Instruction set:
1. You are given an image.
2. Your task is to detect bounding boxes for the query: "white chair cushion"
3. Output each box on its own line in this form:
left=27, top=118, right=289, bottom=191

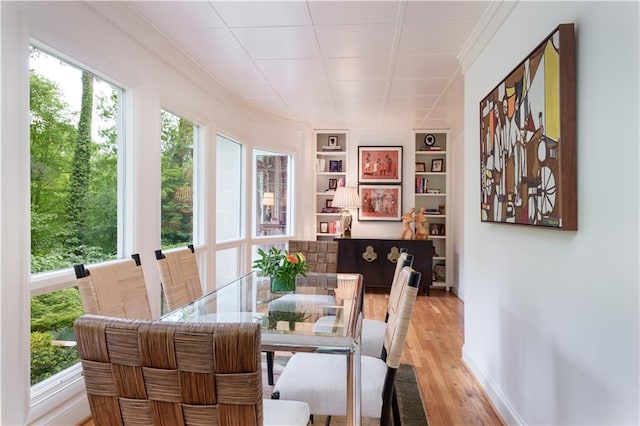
left=263, top=398, right=310, bottom=426
left=361, top=318, right=386, bottom=358
left=273, top=352, right=387, bottom=418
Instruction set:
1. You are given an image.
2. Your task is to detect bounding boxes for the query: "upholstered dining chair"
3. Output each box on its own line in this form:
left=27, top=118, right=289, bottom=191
left=74, top=254, right=153, bottom=320
left=74, top=314, right=310, bottom=426
left=288, top=240, right=339, bottom=273
left=360, top=250, right=414, bottom=358
left=313, top=250, right=414, bottom=358
left=154, top=244, right=203, bottom=312
left=272, top=266, right=421, bottom=426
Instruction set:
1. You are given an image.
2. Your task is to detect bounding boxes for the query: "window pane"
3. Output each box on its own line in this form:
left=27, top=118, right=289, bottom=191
left=29, top=46, right=122, bottom=384
left=161, top=109, right=196, bottom=249
left=255, top=149, right=291, bottom=237
left=216, top=135, right=243, bottom=242
left=30, top=47, right=120, bottom=273
left=216, top=247, right=241, bottom=286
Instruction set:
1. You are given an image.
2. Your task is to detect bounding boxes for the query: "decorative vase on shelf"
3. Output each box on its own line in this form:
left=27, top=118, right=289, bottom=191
left=270, top=274, right=297, bottom=294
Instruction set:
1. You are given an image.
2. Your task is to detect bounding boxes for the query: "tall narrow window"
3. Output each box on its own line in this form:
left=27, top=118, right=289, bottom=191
left=29, top=46, right=122, bottom=384
left=160, top=109, right=197, bottom=249
left=216, top=134, right=243, bottom=242
left=254, top=149, right=291, bottom=237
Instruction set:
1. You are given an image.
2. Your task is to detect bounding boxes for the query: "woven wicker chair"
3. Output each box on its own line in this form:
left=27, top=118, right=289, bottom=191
left=74, top=315, right=310, bottom=426
left=288, top=240, right=339, bottom=273
left=154, top=245, right=203, bottom=312
left=273, top=266, right=421, bottom=426
left=74, top=254, right=153, bottom=320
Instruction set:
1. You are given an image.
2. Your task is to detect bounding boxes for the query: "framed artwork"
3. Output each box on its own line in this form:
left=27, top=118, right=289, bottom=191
left=415, top=162, right=426, bottom=172
left=479, top=23, right=576, bottom=230
left=358, top=146, right=402, bottom=183
left=358, top=184, right=402, bottom=221
left=326, top=199, right=333, bottom=209
left=319, top=222, right=329, bottom=233
left=328, top=135, right=338, bottom=147
left=328, top=178, right=338, bottom=190
left=431, top=159, right=443, bottom=172
left=329, top=160, right=342, bottom=173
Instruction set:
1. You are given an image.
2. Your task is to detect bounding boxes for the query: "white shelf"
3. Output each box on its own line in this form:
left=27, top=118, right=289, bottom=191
left=416, top=150, right=447, bottom=155
left=316, top=212, right=341, bottom=216
left=316, top=151, right=346, bottom=156
left=414, top=130, right=452, bottom=292
left=317, top=191, right=336, bottom=196
left=316, top=233, right=340, bottom=237
left=317, top=172, right=346, bottom=176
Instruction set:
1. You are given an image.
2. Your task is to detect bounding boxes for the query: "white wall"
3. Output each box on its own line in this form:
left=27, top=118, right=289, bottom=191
left=1, top=2, right=308, bottom=424
left=462, top=2, right=639, bottom=424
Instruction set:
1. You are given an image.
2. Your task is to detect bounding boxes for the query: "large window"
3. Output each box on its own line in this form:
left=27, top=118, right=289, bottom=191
left=254, top=149, right=292, bottom=237
left=29, top=46, right=123, bottom=384
left=160, top=109, right=197, bottom=249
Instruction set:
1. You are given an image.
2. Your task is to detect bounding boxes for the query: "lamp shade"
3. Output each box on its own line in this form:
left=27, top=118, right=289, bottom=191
left=332, top=186, right=360, bottom=208
left=263, top=192, right=275, bottom=206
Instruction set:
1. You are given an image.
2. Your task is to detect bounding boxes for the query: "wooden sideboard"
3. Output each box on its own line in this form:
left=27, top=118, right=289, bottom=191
left=335, top=238, right=433, bottom=295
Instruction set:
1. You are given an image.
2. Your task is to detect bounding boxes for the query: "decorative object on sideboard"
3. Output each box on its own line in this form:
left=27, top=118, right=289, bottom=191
left=331, top=186, right=361, bottom=238
left=413, top=207, right=429, bottom=240
left=358, top=146, right=403, bottom=183
left=400, top=207, right=415, bottom=240
left=479, top=23, right=576, bottom=230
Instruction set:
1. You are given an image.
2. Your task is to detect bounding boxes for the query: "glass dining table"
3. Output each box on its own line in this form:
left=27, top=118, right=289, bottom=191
left=159, top=271, right=364, bottom=425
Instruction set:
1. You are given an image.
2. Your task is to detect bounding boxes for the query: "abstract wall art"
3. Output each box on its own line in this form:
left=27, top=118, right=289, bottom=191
left=479, top=23, right=576, bottom=230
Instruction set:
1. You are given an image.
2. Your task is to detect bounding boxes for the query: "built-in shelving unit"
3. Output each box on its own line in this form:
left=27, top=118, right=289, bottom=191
left=314, top=131, right=348, bottom=240
left=413, top=131, right=452, bottom=291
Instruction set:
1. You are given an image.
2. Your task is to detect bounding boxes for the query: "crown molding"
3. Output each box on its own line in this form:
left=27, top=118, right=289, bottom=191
left=458, top=1, right=518, bottom=74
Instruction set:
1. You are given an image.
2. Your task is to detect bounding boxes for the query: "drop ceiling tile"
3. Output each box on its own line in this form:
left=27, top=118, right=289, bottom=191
left=315, top=25, right=396, bottom=58
left=386, top=96, right=439, bottom=110
left=398, top=20, right=479, bottom=55
left=331, top=80, right=387, bottom=98
left=224, top=79, right=279, bottom=100
left=202, top=60, right=265, bottom=82
left=211, top=1, right=311, bottom=28
left=232, top=27, right=316, bottom=59
left=272, top=80, right=332, bottom=100
left=389, top=79, right=449, bottom=97
left=404, top=1, right=491, bottom=22
left=308, top=1, right=401, bottom=25
left=128, top=1, right=224, bottom=29
left=393, top=55, right=459, bottom=79
left=324, top=57, right=391, bottom=81
left=162, top=28, right=249, bottom=62
left=335, top=97, right=384, bottom=112
left=255, top=59, right=325, bottom=82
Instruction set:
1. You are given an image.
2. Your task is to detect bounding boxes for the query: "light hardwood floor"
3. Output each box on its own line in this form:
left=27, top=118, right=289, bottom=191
left=80, top=289, right=504, bottom=426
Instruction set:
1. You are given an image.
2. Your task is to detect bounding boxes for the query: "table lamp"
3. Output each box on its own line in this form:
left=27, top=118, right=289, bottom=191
left=331, top=186, right=360, bottom=238
left=263, top=192, right=275, bottom=222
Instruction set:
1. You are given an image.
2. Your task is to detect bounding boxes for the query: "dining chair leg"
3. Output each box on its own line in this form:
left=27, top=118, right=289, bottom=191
left=324, top=415, right=331, bottom=426
left=392, top=386, right=401, bottom=426
left=266, top=350, right=275, bottom=385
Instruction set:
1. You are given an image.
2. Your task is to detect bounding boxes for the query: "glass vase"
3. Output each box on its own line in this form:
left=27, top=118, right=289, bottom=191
left=270, top=275, right=296, bottom=293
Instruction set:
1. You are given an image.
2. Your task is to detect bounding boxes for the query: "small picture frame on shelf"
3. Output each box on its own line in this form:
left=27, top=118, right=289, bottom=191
left=329, top=160, right=342, bottom=172
left=328, top=178, right=338, bottom=190
left=326, top=199, right=334, bottom=209
left=429, top=223, right=440, bottom=235
left=415, top=162, right=426, bottom=172
left=328, top=135, right=338, bottom=147
left=319, top=222, right=329, bottom=233
left=431, top=158, right=443, bottom=172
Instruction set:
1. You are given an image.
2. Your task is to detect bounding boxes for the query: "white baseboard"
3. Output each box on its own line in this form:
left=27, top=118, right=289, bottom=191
left=461, top=344, right=524, bottom=425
